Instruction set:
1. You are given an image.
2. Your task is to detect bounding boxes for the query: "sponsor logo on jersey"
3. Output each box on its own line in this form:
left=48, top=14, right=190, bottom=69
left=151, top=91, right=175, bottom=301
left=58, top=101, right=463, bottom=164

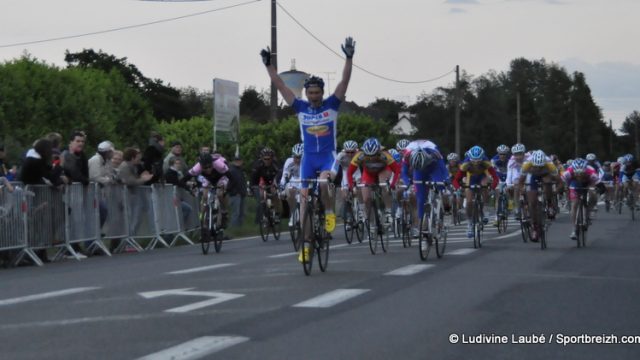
left=306, top=125, right=330, bottom=136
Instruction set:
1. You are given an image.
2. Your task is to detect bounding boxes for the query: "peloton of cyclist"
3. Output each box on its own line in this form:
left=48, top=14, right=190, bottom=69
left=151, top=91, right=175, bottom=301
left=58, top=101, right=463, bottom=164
left=491, top=144, right=510, bottom=225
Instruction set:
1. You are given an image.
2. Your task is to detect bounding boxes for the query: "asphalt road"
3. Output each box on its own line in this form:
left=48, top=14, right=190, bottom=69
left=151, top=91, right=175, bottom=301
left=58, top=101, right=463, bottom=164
left=2, top=206, right=640, bottom=360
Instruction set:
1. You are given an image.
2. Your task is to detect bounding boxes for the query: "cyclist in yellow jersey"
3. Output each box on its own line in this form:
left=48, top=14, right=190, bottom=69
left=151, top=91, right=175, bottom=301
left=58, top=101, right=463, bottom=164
left=347, top=138, right=401, bottom=227
left=452, top=146, right=499, bottom=238
left=518, top=150, right=563, bottom=242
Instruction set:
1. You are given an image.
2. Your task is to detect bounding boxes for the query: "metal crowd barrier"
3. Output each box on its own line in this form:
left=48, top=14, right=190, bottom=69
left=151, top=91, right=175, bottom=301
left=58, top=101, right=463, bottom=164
left=0, top=182, right=43, bottom=266
left=1, top=182, right=202, bottom=268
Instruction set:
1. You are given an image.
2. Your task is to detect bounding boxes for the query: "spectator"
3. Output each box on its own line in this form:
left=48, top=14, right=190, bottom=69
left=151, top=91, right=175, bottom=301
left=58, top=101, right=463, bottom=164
left=118, top=147, right=153, bottom=236
left=89, top=141, right=116, bottom=185
left=89, top=141, right=115, bottom=230
left=227, top=156, right=247, bottom=227
left=164, top=157, right=192, bottom=224
left=0, top=143, right=7, bottom=177
left=111, top=150, right=123, bottom=178
left=200, top=146, right=211, bottom=156
left=142, top=131, right=165, bottom=184
left=5, top=165, right=18, bottom=182
left=163, top=141, right=186, bottom=173
left=19, top=139, right=66, bottom=263
left=61, top=130, right=89, bottom=185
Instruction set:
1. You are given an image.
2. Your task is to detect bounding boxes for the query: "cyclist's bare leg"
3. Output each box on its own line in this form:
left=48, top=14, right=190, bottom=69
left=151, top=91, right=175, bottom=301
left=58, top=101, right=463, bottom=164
left=320, top=170, right=335, bottom=214
left=361, top=186, right=372, bottom=222
left=378, top=170, right=393, bottom=210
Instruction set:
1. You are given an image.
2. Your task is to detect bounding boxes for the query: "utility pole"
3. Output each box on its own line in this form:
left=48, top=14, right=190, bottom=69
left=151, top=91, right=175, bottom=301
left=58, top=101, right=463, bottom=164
left=516, top=91, right=521, bottom=144
left=455, top=65, right=461, bottom=155
left=636, top=117, right=640, bottom=160
left=320, top=71, right=336, bottom=95
left=609, top=119, right=613, bottom=157
left=270, top=0, right=278, bottom=121
left=574, top=103, right=579, bottom=158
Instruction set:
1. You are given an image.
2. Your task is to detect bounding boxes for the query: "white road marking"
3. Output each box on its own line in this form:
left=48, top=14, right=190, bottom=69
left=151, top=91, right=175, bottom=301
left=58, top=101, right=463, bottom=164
left=0, top=287, right=100, bottom=307
left=494, top=231, right=521, bottom=240
left=384, top=264, right=435, bottom=276
left=447, top=248, right=478, bottom=255
left=137, top=336, right=249, bottom=360
left=166, top=263, right=236, bottom=275
left=293, top=289, right=370, bottom=308
left=139, top=288, right=244, bottom=313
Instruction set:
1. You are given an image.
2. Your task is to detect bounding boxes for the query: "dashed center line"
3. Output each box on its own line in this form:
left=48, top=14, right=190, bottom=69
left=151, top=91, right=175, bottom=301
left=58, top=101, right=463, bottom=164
left=166, top=264, right=236, bottom=275
left=385, top=264, right=435, bottom=276
left=293, top=289, right=370, bottom=308
left=137, top=336, right=249, bottom=360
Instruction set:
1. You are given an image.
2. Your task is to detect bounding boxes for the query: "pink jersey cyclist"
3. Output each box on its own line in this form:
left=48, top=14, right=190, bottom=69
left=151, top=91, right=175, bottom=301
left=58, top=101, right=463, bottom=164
left=186, top=153, right=230, bottom=189
left=562, top=164, right=598, bottom=201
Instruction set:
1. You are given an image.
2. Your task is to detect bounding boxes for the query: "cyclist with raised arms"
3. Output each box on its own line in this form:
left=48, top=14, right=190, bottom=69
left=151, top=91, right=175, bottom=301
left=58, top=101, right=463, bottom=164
left=562, top=158, right=598, bottom=240
left=280, top=143, right=303, bottom=229
left=452, top=146, right=499, bottom=238
left=401, top=139, right=449, bottom=238
left=261, top=37, right=354, bottom=262
left=506, top=143, right=526, bottom=219
left=347, top=138, right=400, bottom=227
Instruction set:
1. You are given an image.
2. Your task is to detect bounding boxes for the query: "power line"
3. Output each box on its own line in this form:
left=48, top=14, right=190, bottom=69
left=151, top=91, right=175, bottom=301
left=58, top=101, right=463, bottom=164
left=276, top=1, right=455, bottom=84
left=0, top=0, right=262, bottom=49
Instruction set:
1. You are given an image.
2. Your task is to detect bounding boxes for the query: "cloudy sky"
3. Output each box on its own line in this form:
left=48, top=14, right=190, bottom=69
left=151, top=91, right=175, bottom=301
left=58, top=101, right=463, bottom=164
left=1, top=0, right=638, bottom=130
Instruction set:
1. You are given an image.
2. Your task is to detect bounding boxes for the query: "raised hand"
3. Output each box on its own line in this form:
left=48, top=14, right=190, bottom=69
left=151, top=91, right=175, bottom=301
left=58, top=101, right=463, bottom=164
left=341, top=37, right=356, bottom=59
left=260, top=47, right=272, bottom=66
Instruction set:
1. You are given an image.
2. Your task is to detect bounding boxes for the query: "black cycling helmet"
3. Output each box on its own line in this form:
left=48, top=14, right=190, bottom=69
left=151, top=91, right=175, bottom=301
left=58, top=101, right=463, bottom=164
left=304, top=76, right=325, bottom=90
left=198, top=153, right=213, bottom=166
left=260, top=147, right=274, bottom=158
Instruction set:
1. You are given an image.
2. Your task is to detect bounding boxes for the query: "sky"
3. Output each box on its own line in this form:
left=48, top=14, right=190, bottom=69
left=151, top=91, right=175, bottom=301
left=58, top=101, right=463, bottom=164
left=1, top=0, right=639, bottom=131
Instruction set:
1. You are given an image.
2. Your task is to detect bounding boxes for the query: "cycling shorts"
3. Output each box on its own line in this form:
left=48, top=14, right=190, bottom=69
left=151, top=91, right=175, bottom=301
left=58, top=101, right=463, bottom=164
left=301, top=151, right=336, bottom=185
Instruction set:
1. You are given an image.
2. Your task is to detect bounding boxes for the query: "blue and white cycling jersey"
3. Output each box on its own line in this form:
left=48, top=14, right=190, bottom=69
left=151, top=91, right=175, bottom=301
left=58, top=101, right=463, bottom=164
left=292, top=95, right=341, bottom=154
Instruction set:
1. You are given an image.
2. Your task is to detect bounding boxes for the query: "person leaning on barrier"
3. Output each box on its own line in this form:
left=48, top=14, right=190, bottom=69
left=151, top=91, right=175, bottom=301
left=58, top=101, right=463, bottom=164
left=164, top=157, right=193, bottom=224
left=89, top=141, right=116, bottom=185
left=18, top=138, right=67, bottom=263
left=142, top=131, right=165, bottom=185
left=118, top=148, right=153, bottom=186
left=111, top=150, right=123, bottom=178
left=89, top=141, right=116, bottom=230
left=163, top=140, right=187, bottom=174
left=61, top=130, right=89, bottom=185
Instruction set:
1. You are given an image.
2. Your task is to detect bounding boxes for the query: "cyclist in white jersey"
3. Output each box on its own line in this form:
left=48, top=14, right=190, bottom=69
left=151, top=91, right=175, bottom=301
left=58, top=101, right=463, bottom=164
left=506, top=143, right=526, bottom=219
left=280, top=144, right=303, bottom=228
left=261, top=37, right=355, bottom=262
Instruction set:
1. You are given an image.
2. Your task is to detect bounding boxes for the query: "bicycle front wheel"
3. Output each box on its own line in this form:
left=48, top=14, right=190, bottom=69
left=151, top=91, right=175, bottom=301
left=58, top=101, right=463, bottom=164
left=418, top=212, right=431, bottom=261
left=367, top=205, right=380, bottom=255
left=300, top=204, right=315, bottom=275
left=271, top=208, right=281, bottom=241
left=259, top=204, right=270, bottom=242
left=200, top=206, right=211, bottom=255
left=317, top=212, right=330, bottom=272
left=213, top=229, right=223, bottom=253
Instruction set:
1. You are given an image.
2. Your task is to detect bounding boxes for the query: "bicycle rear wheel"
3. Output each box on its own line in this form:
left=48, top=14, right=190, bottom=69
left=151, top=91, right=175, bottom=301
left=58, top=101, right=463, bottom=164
left=498, top=195, right=508, bottom=234
left=435, top=205, right=447, bottom=258
left=367, top=205, right=381, bottom=255
left=402, top=205, right=412, bottom=248
left=576, top=202, right=585, bottom=248
left=259, top=203, right=270, bottom=242
left=271, top=208, right=281, bottom=240
left=213, top=228, right=223, bottom=253
left=200, top=206, right=211, bottom=255
left=290, top=206, right=300, bottom=251
left=380, top=208, right=390, bottom=253
left=418, top=212, right=431, bottom=261
left=343, top=202, right=355, bottom=244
